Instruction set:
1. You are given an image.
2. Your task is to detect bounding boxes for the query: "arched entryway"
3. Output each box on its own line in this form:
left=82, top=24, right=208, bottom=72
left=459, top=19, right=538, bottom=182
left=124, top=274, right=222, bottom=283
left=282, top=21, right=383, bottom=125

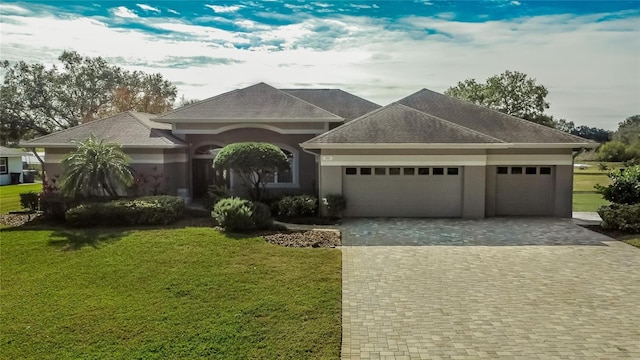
left=192, top=144, right=227, bottom=199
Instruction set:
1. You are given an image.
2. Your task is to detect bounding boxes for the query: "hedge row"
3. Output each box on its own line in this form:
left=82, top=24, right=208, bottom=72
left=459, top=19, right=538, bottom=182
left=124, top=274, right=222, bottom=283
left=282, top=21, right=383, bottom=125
left=66, top=196, right=185, bottom=227
left=598, top=203, right=640, bottom=233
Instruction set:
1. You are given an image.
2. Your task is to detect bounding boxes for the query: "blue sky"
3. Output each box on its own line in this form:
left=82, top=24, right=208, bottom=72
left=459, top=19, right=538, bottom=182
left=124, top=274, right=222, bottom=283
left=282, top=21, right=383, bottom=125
left=1, top=1, right=639, bottom=129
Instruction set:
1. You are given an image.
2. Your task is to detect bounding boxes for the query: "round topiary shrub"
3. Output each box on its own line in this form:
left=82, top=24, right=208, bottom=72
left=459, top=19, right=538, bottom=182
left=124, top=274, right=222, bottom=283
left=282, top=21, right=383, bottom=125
left=212, top=197, right=255, bottom=232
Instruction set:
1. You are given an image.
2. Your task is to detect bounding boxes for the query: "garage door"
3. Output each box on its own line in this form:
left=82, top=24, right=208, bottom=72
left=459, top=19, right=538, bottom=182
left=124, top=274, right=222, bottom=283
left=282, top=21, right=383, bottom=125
left=495, top=166, right=554, bottom=216
left=342, top=166, right=462, bottom=217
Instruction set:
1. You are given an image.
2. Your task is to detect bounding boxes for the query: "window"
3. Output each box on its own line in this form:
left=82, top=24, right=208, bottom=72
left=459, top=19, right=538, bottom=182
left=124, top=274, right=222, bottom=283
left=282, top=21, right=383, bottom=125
left=511, top=167, right=523, bottom=175
left=345, top=167, right=357, bottom=175
left=497, top=167, right=508, bottom=174
left=0, top=157, right=7, bottom=174
left=540, top=167, right=552, bottom=175
left=389, top=167, right=401, bottom=175
left=360, top=167, right=372, bottom=175
left=447, top=168, right=459, bottom=175
left=525, top=167, right=537, bottom=175
left=418, top=167, right=429, bottom=175
left=433, top=167, right=444, bottom=175
left=403, top=167, right=415, bottom=175
left=273, top=149, right=294, bottom=183
left=374, top=167, right=386, bottom=175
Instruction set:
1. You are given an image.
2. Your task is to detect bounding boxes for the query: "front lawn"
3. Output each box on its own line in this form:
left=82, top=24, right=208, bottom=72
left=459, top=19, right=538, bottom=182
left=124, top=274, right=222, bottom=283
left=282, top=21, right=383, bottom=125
left=0, top=183, right=42, bottom=214
left=0, top=225, right=341, bottom=359
left=572, top=163, right=622, bottom=212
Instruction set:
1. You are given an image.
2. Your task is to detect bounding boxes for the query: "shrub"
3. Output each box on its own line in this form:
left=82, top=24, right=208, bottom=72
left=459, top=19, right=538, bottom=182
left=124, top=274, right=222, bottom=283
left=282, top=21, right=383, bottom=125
left=251, top=202, right=273, bottom=230
left=597, top=163, right=608, bottom=171
left=212, top=197, right=255, bottom=232
left=65, top=196, right=185, bottom=227
left=19, top=191, right=40, bottom=211
left=277, top=195, right=318, bottom=217
left=323, top=194, right=347, bottom=217
left=595, top=165, right=640, bottom=205
left=598, top=203, right=640, bottom=232
left=202, top=184, right=232, bottom=211
left=40, top=192, right=73, bottom=221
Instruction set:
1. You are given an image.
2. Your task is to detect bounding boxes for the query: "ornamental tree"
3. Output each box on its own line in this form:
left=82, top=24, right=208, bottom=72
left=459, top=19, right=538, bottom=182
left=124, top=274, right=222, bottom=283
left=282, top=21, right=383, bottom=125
left=213, top=142, right=290, bottom=201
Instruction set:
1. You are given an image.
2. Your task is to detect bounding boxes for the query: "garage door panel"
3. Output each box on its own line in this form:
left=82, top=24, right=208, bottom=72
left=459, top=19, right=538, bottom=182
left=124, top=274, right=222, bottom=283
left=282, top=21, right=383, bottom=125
left=495, top=166, right=555, bottom=216
left=343, top=167, right=462, bottom=217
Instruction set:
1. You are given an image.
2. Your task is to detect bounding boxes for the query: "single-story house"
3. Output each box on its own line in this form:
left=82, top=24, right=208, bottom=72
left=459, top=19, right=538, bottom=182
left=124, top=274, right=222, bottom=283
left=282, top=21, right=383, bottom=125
left=21, top=82, right=597, bottom=218
left=0, top=146, right=31, bottom=185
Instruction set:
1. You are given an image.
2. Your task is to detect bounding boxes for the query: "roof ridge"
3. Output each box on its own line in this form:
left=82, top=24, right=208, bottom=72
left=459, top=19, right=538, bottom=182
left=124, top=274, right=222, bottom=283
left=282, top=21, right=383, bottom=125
left=394, top=103, right=506, bottom=143
left=129, top=111, right=186, bottom=146
left=413, top=88, right=595, bottom=144
left=153, top=87, right=241, bottom=119
left=23, top=112, right=129, bottom=144
left=304, top=104, right=391, bottom=143
left=276, top=86, right=344, bottom=120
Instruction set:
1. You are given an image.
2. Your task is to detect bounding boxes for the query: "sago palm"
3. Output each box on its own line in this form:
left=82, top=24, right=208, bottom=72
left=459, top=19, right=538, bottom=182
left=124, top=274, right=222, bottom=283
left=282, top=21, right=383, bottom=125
left=60, top=134, right=134, bottom=198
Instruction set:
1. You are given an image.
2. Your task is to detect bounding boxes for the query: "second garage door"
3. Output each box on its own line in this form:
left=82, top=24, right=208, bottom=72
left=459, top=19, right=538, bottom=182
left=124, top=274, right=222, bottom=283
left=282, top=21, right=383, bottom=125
left=342, top=166, right=463, bottom=217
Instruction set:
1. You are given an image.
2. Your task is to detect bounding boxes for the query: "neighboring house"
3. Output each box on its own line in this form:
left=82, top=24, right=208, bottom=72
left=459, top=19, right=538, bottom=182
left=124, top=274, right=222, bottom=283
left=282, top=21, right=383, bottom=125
left=0, top=146, right=30, bottom=185
left=22, top=82, right=597, bottom=218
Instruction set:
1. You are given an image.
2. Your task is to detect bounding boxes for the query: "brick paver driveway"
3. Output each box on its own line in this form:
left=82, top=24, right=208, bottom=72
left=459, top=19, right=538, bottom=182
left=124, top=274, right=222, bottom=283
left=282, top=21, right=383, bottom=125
left=341, top=218, right=640, bottom=359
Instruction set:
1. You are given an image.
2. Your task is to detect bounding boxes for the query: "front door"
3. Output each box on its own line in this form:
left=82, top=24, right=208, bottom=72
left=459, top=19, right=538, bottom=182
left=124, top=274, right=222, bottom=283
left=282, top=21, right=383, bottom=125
left=192, top=159, right=214, bottom=199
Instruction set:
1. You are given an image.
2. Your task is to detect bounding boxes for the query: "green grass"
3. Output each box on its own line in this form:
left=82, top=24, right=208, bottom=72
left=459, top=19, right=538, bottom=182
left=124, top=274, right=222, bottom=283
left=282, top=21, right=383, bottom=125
left=623, top=237, right=640, bottom=249
left=0, top=183, right=43, bottom=214
left=573, top=192, right=610, bottom=212
left=0, top=226, right=342, bottom=359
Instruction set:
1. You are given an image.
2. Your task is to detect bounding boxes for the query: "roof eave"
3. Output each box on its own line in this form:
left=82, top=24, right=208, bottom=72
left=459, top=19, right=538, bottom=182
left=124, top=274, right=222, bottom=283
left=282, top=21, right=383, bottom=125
left=19, top=142, right=187, bottom=149
left=152, top=117, right=344, bottom=123
left=301, top=142, right=599, bottom=150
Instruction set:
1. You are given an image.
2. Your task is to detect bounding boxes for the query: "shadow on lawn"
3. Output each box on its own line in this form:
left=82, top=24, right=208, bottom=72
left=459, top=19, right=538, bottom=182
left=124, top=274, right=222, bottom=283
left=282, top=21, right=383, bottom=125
left=48, top=228, right=132, bottom=251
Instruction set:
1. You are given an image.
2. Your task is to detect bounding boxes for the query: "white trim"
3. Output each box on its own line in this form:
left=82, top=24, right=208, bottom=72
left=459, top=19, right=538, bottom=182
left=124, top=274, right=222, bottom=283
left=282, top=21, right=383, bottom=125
left=486, top=154, right=573, bottom=166
left=154, top=117, right=343, bottom=123
left=192, top=141, right=227, bottom=158
left=303, top=142, right=596, bottom=150
left=321, top=153, right=575, bottom=166
left=321, top=155, right=488, bottom=166
left=173, top=123, right=325, bottom=135
left=23, top=143, right=185, bottom=149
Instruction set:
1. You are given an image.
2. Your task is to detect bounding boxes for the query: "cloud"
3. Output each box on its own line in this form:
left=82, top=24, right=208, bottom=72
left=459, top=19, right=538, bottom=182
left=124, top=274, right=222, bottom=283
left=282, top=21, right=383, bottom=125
left=136, top=4, right=160, bottom=13
left=511, top=1, right=521, bottom=6
left=0, top=4, right=31, bottom=15
left=167, top=9, right=179, bottom=15
left=111, top=6, right=138, bottom=18
left=204, top=5, right=242, bottom=13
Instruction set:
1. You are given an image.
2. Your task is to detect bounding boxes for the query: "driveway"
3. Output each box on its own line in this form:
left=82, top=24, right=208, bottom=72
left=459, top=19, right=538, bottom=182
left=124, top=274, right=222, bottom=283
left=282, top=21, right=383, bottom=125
left=340, top=218, right=640, bottom=359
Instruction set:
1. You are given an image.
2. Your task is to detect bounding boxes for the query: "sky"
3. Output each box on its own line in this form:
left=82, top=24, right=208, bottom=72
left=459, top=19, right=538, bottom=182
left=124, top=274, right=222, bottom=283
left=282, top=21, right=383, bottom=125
left=0, top=1, right=639, bottom=130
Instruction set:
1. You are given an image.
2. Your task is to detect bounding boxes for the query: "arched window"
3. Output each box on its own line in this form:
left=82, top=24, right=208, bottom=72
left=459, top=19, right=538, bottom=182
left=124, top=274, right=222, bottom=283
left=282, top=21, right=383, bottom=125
left=273, top=149, right=293, bottom=184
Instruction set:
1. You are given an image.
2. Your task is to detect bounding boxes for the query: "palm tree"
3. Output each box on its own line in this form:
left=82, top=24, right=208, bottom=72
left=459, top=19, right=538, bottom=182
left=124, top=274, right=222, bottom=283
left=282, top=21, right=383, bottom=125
left=59, top=134, right=134, bottom=198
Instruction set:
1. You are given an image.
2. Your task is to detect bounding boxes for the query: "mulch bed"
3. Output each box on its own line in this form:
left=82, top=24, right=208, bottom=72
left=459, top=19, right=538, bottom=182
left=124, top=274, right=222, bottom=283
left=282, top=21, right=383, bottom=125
left=579, top=224, right=638, bottom=240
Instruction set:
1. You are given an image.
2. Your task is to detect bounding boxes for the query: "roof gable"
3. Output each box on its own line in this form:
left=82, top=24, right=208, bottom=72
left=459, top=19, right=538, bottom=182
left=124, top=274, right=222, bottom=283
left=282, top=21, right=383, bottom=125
left=155, top=82, right=344, bottom=122
left=281, top=88, right=381, bottom=121
left=397, top=88, right=593, bottom=144
left=21, top=111, right=185, bottom=148
left=0, top=146, right=29, bottom=156
left=305, top=103, right=505, bottom=145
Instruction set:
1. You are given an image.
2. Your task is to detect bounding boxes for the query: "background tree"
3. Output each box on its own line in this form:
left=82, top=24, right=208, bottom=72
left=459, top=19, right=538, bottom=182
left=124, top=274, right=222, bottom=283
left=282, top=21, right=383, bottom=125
left=445, top=70, right=551, bottom=126
left=59, top=135, right=134, bottom=198
left=213, top=143, right=290, bottom=201
left=0, top=51, right=177, bottom=145
left=596, top=115, right=640, bottom=162
left=613, top=115, right=640, bottom=145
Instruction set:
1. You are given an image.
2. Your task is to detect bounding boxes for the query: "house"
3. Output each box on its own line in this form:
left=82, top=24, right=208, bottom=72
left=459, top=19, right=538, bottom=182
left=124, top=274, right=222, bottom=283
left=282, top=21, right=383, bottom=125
left=21, top=82, right=597, bottom=217
left=0, top=146, right=30, bottom=185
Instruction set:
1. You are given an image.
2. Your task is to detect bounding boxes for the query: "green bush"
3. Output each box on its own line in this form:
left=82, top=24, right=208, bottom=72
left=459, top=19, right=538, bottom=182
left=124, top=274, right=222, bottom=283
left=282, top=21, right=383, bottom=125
left=598, top=203, right=640, bottom=232
left=595, top=165, right=640, bottom=205
left=40, top=192, right=73, bottom=221
left=202, top=184, right=232, bottom=210
left=251, top=202, right=273, bottom=230
left=65, top=196, right=185, bottom=227
left=212, top=197, right=255, bottom=232
left=19, top=191, right=40, bottom=211
left=277, top=195, right=318, bottom=217
left=324, top=194, right=347, bottom=217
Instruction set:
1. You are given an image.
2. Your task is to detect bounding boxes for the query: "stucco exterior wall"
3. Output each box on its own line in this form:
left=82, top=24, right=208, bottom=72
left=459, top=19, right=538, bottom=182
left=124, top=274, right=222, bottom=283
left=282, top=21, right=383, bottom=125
left=462, top=166, right=486, bottom=218
left=554, top=165, right=574, bottom=218
left=0, top=156, right=24, bottom=185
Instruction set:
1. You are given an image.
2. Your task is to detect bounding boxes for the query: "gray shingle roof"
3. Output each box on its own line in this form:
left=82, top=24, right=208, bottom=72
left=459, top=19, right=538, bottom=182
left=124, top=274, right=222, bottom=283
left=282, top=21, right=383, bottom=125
left=281, top=89, right=381, bottom=121
left=155, top=82, right=344, bottom=122
left=0, top=146, right=30, bottom=156
left=397, top=88, right=592, bottom=144
left=305, top=103, right=505, bottom=144
left=21, top=111, right=185, bottom=148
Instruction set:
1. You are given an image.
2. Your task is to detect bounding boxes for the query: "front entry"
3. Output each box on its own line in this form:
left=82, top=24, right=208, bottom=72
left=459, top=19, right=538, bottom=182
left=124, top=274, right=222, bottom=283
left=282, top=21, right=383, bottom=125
left=192, top=159, right=215, bottom=199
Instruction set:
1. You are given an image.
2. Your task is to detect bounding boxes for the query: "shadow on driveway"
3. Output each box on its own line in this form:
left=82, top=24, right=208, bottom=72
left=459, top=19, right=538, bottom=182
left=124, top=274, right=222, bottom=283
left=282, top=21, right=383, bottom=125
left=341, top=217, right=613, bottom=246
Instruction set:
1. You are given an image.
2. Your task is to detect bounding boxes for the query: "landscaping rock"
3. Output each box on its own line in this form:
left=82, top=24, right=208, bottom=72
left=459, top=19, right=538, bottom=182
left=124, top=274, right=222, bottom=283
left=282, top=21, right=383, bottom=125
left=0, top=213, right=42, bottom=227
left=264, top=230, right=341, bottom=248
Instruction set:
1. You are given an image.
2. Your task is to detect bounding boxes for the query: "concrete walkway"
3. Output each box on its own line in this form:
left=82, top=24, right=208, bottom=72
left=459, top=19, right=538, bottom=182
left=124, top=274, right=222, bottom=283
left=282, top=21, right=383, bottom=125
left=341, top=218, right=640, bottom=359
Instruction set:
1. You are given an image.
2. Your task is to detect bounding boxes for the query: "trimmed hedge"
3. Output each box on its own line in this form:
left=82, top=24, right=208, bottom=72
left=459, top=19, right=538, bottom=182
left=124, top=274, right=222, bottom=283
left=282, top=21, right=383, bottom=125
left=277, top=195, right=318, bottom=218
left=212, top=197, right=275, bottom=232
left=598, top=203, right=640, bottom=232
left=19, top=192, right=40, bottom=212
left=65, top=196, right=185, bottom=227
